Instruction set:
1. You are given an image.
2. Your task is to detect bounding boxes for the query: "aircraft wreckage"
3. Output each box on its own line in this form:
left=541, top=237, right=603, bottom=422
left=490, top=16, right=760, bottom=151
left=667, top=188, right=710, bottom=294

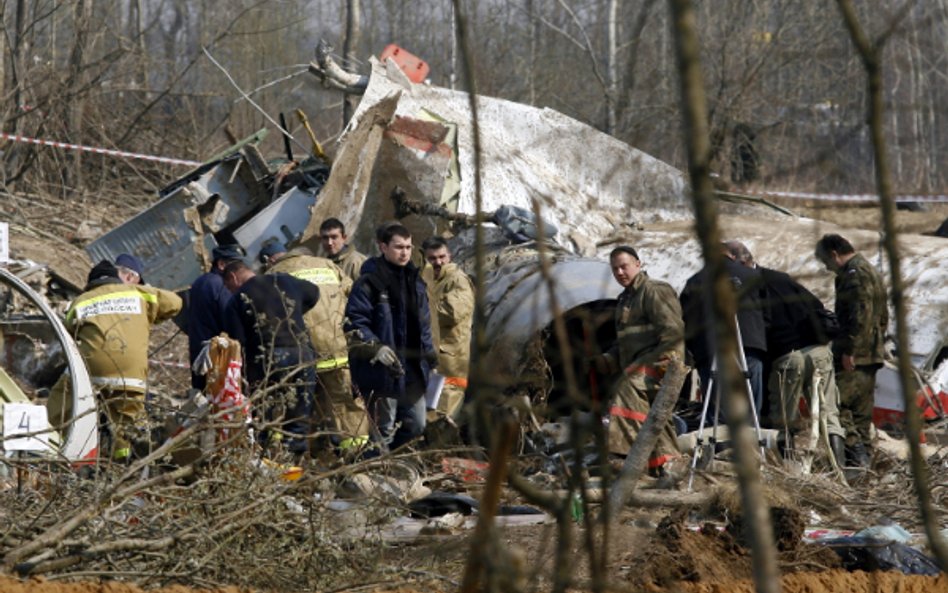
left=2, top=47, right=946, bottom=460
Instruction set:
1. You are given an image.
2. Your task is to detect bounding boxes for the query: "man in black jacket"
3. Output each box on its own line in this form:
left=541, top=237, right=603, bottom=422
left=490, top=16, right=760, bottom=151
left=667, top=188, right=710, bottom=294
left=680, top=243, right=768, bottom=418
left=345, top=223, right=437, bottom=453
left=726, top=241, right=845, bottom=466
left=223, top=261, right=319, bottom=455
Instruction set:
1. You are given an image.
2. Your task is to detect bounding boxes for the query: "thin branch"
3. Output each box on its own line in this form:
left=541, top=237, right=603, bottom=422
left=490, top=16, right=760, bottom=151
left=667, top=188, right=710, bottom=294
left=202, top=47, right=308, bottom=156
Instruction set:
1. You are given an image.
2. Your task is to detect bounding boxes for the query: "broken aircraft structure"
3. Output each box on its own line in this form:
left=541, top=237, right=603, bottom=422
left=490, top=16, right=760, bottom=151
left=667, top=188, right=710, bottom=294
left=4, top=45, right=944, bottom=461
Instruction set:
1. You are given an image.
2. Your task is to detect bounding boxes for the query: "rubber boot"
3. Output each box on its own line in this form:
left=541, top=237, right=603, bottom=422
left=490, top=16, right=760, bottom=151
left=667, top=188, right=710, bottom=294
left=848, top=442, right=870, bottom=468
left=829, top=434, right=846, bottom=468
left=776, top=430, right=792, bottom=459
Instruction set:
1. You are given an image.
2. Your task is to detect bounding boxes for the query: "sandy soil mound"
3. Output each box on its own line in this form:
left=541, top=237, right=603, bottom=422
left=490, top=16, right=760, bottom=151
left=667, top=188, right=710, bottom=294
left=677, top=570, right=948, bottom=593
left=623, top=508, right=842, bottom=589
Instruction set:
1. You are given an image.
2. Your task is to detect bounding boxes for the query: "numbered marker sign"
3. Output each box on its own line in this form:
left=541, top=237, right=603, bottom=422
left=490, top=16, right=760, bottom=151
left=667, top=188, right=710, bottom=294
left=3, top=403, right=52, bottom=451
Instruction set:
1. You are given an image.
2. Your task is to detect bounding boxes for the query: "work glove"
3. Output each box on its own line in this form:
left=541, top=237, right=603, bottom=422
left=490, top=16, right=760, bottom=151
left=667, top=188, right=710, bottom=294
left=370, top=345, right=405, bottom=377
left=192, top=341, right=213, bottom=376
left=424, top=350, right=440, bottom=369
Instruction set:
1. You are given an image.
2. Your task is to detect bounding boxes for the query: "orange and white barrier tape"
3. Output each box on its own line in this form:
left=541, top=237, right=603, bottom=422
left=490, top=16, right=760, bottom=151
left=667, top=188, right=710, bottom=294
left=0, top=131, right=202, bottom=168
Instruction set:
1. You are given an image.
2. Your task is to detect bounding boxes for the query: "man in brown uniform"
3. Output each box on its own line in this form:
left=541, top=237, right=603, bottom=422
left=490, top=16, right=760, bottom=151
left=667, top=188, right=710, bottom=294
left=51, top=260, right=182, bottom=461
left=421, top=237, right=475, bottom=419
left=815, top=234, right=887, bottom=467
left=260, top=242, right=370, bottom=453
left=600, top=246, right=685, bottom=477
left=319, top=218, right=367, bottom=282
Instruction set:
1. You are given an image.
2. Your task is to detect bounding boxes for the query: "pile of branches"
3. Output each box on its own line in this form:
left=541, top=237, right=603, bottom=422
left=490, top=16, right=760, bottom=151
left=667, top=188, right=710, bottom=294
left=763, top=434, right=948, bottom=534
left=0, top=438, right=401, bottom=591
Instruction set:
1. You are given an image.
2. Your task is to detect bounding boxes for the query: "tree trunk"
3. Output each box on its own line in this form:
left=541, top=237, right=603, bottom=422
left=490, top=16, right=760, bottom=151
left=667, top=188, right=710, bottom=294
left=666, top=2, right=781, bottom=593
left=342, top=0, right=362, bottom=126
left=606, top=0, right=618, bottom=135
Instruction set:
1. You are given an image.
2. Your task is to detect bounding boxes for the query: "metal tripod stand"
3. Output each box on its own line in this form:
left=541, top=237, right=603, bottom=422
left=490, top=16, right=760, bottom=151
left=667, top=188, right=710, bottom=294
left=687, top=318, right=765, bottom=490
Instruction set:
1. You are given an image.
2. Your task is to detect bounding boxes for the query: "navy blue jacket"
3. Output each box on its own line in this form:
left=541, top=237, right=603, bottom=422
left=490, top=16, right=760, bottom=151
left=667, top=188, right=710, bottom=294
left=223, top=272, right=318, bottom=384
left=188, top=270, right=232, bottom=364
left=345, top=256, right=435, bottom=398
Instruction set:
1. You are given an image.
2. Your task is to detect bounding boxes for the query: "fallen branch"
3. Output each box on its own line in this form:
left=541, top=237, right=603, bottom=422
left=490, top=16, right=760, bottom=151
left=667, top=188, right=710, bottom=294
left=607, top=358, right=688, bottom=514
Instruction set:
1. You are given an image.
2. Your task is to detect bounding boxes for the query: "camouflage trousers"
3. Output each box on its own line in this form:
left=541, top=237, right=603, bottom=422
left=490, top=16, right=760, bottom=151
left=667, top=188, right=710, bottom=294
left=767, top=344, right=844, bottom=438
left=607, top=371, right=680, bottom=468
left=836, top=364, right=880, bottom=447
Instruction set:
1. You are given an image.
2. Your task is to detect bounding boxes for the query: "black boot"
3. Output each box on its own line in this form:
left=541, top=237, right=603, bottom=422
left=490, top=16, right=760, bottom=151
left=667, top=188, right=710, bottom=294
left=829, top=434, right=846, bottom=468
left=847, top=442, right=870, bottom=468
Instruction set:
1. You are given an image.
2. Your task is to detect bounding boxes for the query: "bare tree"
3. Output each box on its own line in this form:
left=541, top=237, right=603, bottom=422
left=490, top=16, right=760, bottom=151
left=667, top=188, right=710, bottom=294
left=667, top=1, right=781, bottom=593
left=343, top=0, right=362, bottom=126
left=835, top=0, right=948, bottom=571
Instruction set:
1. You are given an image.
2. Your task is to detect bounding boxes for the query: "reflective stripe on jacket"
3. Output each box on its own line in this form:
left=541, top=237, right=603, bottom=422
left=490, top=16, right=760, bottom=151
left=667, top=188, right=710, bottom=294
left=268, top=252, right=352, bottom=361
left=66, top=281, right=183, bottom=393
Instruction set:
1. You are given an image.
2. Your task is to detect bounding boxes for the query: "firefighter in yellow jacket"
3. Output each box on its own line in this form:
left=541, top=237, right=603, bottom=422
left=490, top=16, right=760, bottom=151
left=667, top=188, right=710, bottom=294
left=421, top=237, right=475, bottom=419
left=50, top=259, right=182, bottom=461
left=599, top=246, right=685, bottom=479
left=260, top=242, right=370, bottom=452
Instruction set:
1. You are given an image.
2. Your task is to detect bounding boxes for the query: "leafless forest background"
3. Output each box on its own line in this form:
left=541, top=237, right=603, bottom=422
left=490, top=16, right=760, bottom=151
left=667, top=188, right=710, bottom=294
left=0, top=0, right=945, bottom=211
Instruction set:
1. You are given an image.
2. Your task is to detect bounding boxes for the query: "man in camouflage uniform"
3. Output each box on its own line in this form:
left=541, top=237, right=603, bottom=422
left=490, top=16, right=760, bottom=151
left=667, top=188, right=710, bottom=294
left=319, top=218, right=368, bottom=282
left=50, top=260, right=182, bottom=461
left=815, top=234, right=888, bottom=467
left=600, top=246, right=685, bottom=477
left=421, top=237, right=475, bottom=419
left=260, top=242, right=370, bottom=454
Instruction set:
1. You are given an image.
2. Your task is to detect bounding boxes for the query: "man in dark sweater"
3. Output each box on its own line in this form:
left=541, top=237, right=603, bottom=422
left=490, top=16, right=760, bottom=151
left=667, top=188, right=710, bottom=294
left=726, top=241, right=845, bottom=466
left=680, top=243, right=768, bottom=417
left=223, top=261, right=319, bottom=455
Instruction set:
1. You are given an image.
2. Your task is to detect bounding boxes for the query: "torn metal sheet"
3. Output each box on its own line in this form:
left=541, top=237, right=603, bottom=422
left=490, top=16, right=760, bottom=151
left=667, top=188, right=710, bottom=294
left=86, top=156, right=263, bottom=289
left=0, top=268, right=97, bottom=460
left=232, top=186, right=317, bottom=264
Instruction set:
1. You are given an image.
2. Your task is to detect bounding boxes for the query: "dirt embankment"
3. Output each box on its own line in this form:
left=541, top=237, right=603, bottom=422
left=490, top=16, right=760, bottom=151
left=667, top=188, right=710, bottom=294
left=677, top=571, right=948, bottom=593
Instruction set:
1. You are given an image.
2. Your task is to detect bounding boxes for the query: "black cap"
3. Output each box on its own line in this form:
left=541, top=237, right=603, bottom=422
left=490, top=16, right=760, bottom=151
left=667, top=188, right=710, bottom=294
left=212, top=244, right=245, bottom=263
left=87, top=260, right=119, bottom=284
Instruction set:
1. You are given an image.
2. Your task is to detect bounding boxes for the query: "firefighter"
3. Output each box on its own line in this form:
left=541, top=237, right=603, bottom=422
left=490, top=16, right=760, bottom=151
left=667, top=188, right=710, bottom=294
left=260, top=242, right=370, bottom=453
left=598, top=246, right=685, bottom=481
left=50, top=260, right=182, bottom=461
left=319, top=218, right=367, bottom=282
left=420, top=237, right=474, bottom=419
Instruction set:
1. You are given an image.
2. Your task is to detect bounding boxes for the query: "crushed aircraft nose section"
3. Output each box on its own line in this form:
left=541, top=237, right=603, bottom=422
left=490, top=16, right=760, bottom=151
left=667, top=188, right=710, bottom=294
left=0, top=267, right=97, bottom=461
